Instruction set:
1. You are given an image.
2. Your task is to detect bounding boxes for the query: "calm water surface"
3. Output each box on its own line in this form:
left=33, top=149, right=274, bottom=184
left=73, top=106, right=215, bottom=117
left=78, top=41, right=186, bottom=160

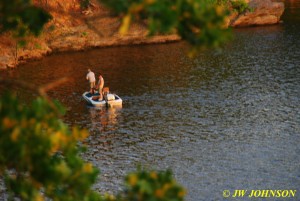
left=1, top=1, right=300, bottom=200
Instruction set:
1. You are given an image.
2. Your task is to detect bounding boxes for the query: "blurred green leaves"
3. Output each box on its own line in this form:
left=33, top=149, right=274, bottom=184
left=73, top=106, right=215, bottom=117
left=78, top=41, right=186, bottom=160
left=100, top=0, right=232, bottom=50
left=0, top=93, right=100, bottom=201
left=122, top=168, right=186, bottom=201
left=0, top=0, right=52, bottom=37
left=0, top=0, right=251, bottom=50
left=231, top=0, right=252, bottom=13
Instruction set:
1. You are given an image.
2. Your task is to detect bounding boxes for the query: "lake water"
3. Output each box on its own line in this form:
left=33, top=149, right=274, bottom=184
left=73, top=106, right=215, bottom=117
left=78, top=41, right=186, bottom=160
left=1, top=1, right=300, bottom=200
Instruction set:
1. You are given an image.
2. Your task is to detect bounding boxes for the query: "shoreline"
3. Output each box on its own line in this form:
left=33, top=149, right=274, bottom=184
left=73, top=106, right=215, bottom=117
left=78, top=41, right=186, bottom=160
left=0, top=34, right=182, bottom=70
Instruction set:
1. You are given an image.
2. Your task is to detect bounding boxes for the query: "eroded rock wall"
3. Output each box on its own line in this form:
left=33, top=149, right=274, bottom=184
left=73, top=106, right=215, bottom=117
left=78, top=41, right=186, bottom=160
left=230, top=0, right=284, bottom=27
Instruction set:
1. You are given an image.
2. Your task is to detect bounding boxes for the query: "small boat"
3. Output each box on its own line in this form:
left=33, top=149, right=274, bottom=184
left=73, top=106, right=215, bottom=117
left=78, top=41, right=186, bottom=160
left=82, top=91, right=122, bottom=107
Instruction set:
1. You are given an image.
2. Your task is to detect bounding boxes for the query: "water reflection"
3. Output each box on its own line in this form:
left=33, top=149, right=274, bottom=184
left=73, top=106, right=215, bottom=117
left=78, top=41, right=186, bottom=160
left=88, top=105, right=122, bottom=133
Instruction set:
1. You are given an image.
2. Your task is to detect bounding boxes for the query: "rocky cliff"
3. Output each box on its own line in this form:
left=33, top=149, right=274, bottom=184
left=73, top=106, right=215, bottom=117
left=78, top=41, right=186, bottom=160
left=230, top=0, right=284, bottom=27
left=0, top=0, right=284, bottom=69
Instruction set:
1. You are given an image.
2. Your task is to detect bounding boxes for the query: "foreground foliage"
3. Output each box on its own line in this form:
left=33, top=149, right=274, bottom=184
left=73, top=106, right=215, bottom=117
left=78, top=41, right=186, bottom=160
left=0, top=93, right=100, bottom=201
left=0, top=0, right=52, bottom=37
left=0, top=92, right=185, bottom=201
left=0, top=0, right=250, bottom=51
left=100, top=0, right=232, bottom=49
left=121, top=169, right=185, bottom=201
left=0, top=0, right=251, bottom=50
left=230, top=0, right=252, bottom=13
left=0, top=0, right=244, bottom=49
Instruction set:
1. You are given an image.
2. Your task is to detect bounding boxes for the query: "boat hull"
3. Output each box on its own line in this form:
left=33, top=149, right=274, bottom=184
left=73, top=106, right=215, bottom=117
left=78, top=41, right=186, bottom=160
left=82, top=92, right=122, bottom=107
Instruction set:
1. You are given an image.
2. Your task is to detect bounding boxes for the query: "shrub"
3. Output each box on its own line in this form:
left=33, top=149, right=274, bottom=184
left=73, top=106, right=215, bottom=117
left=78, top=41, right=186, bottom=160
left=0, top=92, right=101, bottom=201
left=121, top=168, right=185, bottom=201
left=230, top=0, right=252, bottom=13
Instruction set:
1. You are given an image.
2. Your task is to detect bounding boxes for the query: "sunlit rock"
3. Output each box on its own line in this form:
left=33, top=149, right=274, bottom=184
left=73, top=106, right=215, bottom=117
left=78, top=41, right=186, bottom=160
left=230, top=0, right=285, bottom=27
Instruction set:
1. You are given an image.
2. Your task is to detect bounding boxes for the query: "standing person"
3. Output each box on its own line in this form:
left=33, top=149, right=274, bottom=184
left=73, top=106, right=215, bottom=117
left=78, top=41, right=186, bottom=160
left=97, top=73, right=105, bottom=100
left=86, top=69, right=96, bottom=94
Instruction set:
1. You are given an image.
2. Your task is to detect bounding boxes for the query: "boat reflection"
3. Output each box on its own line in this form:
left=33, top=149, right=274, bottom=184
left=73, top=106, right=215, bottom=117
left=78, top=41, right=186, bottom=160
left=88, top=105, right=122, bottom=133
left=85, top=105, right=122, bottom=152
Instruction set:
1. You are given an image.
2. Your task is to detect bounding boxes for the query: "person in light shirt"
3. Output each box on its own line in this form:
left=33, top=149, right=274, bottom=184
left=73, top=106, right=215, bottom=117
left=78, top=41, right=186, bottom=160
left=86, top=69, right=96, bottom=93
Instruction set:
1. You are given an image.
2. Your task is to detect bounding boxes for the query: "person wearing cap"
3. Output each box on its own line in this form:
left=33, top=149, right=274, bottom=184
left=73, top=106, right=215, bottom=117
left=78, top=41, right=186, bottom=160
left=86, top=69, right=96, bottom=94
left=96, top=73, right=105, bottom=100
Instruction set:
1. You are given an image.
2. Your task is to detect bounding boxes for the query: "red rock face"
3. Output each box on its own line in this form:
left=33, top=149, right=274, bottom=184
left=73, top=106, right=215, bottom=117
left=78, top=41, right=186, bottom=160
left=230, top=0, right=285, bottom=27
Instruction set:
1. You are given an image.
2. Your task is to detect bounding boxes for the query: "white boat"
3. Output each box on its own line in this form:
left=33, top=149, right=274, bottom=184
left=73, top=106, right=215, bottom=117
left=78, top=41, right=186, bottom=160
left=82, top=91, right=122, bottom=107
